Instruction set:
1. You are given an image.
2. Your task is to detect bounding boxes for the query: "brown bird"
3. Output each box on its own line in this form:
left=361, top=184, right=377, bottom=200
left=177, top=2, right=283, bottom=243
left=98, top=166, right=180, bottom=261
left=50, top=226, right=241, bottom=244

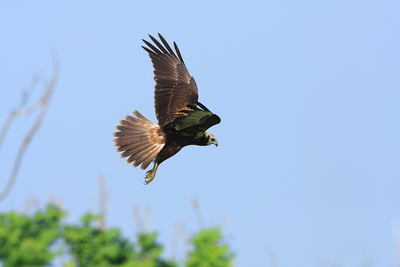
left=113, top=34, right=221, bottom=184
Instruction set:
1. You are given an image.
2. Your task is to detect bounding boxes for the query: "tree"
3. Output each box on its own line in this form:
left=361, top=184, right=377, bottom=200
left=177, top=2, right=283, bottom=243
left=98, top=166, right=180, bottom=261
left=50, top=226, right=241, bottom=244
left=63, top=213, right=136, bottom=267
left=185, top=228, right=235, bottom=267
left=134, top=232, right=177, bottom=267
left=0, top=205, right=64, bottom=266
left=0, top=204, right=235, bottom=266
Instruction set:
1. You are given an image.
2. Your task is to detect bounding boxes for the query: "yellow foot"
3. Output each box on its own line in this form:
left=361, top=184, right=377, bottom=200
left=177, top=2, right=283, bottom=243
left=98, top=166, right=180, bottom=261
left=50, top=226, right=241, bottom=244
left=144, top=163, right=159, bottom=185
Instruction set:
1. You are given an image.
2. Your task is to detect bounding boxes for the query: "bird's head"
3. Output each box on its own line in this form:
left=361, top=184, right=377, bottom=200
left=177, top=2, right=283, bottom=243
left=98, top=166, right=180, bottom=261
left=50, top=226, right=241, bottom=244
left=205, top=132, right=218, bottom=147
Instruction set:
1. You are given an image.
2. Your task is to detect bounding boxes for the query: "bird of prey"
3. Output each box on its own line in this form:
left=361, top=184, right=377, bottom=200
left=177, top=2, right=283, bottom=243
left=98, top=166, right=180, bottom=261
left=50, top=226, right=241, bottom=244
left=113, top=33, right=221, bottom=184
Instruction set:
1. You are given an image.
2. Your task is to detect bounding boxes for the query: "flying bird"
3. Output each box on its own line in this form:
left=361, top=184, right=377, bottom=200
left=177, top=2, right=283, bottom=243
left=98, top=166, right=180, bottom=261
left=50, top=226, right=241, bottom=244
left=113, top=34, right=221, bottom=184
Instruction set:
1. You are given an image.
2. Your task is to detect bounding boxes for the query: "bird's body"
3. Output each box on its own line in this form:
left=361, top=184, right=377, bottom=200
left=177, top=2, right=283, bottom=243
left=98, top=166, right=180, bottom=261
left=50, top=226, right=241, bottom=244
left=156, top=131, right=208, bottom=164
left=114, top=34, right=220, bottom=184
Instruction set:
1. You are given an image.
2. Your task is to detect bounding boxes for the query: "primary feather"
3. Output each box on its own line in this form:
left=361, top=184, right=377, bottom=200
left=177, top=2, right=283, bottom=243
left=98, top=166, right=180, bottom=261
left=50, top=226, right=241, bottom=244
left=114, top=34, right=220, bottom=184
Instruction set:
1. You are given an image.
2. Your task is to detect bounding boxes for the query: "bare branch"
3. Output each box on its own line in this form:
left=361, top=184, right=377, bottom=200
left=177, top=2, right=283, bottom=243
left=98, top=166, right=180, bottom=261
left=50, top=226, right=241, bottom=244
left=191, top=197, right=204, bottom=229
left=268, top=250, right=277, bottom=267
left=179, top=222, right=191, bottom=256
left=143, top=205, right=152, bottom=231
left=132, top=204, right=152, bottom=232
left=0, top=75, right=41, bottom=150
left=132, top=204, right=143, bottom=232
left=169, top=222, right=187, bottom=260
left=0, top=55, right=58, bottom=202
left=24, top=196, right=40, bottom=215
left=98, top=173, right=108, bottom=230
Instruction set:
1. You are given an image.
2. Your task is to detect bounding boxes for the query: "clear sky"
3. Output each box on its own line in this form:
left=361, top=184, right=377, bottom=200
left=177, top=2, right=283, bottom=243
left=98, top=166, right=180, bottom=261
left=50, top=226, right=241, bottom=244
left=0, top=1, right=399, bottom=266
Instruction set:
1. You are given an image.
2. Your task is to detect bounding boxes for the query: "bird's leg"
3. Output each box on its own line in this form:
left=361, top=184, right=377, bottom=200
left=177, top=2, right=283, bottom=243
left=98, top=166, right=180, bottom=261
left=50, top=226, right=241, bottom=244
left=144, top=162, right=159, bottom=185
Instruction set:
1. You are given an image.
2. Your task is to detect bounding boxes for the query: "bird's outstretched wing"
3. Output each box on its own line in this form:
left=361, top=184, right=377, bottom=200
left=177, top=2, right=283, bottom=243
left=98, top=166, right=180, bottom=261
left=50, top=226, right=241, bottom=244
left=142, top=33, right=199, bottom=127
left=164, top=103, right=221, bottom=134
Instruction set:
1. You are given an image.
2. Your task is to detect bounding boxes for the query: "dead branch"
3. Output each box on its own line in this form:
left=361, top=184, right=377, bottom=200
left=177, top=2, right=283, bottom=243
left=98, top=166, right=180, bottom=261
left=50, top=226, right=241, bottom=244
left=132, top=204, right=152, bottom=232
left=268, top=250, right=277, bottom=267
left=0, top=55, right=58, bottom=202
left=191, top=197, right=204, bottom=229
left=132, top=204, right=144, bottom=232
left=98, top=173, right=108, bottom=230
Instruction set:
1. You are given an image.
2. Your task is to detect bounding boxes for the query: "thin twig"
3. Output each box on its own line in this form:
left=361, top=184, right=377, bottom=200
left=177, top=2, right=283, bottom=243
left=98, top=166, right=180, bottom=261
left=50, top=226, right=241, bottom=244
left=0, top=55, right=58, bottom=202
left=169, top=223, right=180, bottom=260
left=132, top=204, right=152, bottom=233
left=144, top=205, right=152, bottom=231
left=179, top=222, right=191, bottom=256
left=191, top=197, right=204, bottom=229
left=268, top=250, right=277, bottom=267
left=0, top=75, right=40, bottom=151
left=132, top=204, right=143, bottom=232
left=98, top=173, right=108, bottom=230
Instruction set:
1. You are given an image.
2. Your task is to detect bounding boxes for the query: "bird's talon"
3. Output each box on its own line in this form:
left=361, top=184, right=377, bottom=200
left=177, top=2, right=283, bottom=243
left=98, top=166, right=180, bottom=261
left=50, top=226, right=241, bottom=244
left=115, top=35, right=220, bottom=186
left=143, top=163, right=158, bottom=185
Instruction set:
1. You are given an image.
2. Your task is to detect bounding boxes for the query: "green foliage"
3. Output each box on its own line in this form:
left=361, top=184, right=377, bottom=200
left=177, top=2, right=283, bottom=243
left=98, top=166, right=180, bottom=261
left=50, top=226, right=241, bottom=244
left=0, top=205, right=235, bottom=267
left=134, top=232, right=177, bottom=267
left=63, top=213, right=135, bottom=267
left=185, top=228, right=235, bottom=267
left=0, top=205, right=65, bottom=267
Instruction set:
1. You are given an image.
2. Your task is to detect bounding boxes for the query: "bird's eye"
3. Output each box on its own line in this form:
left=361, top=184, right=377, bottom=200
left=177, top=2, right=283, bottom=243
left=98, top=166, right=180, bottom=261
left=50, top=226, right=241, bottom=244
left=211, top=138, right=215, bottom=142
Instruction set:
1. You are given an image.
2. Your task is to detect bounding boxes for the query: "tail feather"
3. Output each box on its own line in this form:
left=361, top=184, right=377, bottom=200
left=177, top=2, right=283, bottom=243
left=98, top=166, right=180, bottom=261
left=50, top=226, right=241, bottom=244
left=131, top=144, right=160, bottom=168
left=141, top=147, right=161, bottom=170
left=116, top=141, right=147, bottom=153
left=124, top=142, right=154, bottom=161
left=114, top=110, right=165, bottom=170
left=117, top=139, right=150, bottom=154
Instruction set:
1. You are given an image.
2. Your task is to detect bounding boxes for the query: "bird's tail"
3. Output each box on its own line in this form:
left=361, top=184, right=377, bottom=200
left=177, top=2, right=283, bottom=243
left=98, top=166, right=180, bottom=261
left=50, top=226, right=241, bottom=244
left=113, top=110, right=165, bottom=170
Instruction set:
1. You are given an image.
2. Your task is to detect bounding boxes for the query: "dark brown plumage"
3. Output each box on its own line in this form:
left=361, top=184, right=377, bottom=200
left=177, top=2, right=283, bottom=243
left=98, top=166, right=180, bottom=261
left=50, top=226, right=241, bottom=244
left=114, top=34, right=220, bottom=184
left=142, top=34, right=199, bottom=127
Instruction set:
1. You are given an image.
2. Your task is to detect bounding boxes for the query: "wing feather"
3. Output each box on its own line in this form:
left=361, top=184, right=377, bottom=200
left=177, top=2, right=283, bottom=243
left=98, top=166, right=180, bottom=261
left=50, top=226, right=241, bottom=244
left=142, top=33, right=199, bottom=127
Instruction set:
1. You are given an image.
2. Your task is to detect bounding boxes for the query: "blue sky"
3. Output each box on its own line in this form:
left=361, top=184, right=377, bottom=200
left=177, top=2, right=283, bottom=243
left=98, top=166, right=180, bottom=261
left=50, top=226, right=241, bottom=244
left=0, top=1, right=399, bottom=266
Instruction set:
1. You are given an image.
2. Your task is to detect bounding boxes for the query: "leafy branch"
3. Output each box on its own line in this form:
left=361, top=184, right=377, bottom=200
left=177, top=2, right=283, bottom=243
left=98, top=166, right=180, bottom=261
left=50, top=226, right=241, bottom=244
left=0, top=204, right=235, bottom=266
